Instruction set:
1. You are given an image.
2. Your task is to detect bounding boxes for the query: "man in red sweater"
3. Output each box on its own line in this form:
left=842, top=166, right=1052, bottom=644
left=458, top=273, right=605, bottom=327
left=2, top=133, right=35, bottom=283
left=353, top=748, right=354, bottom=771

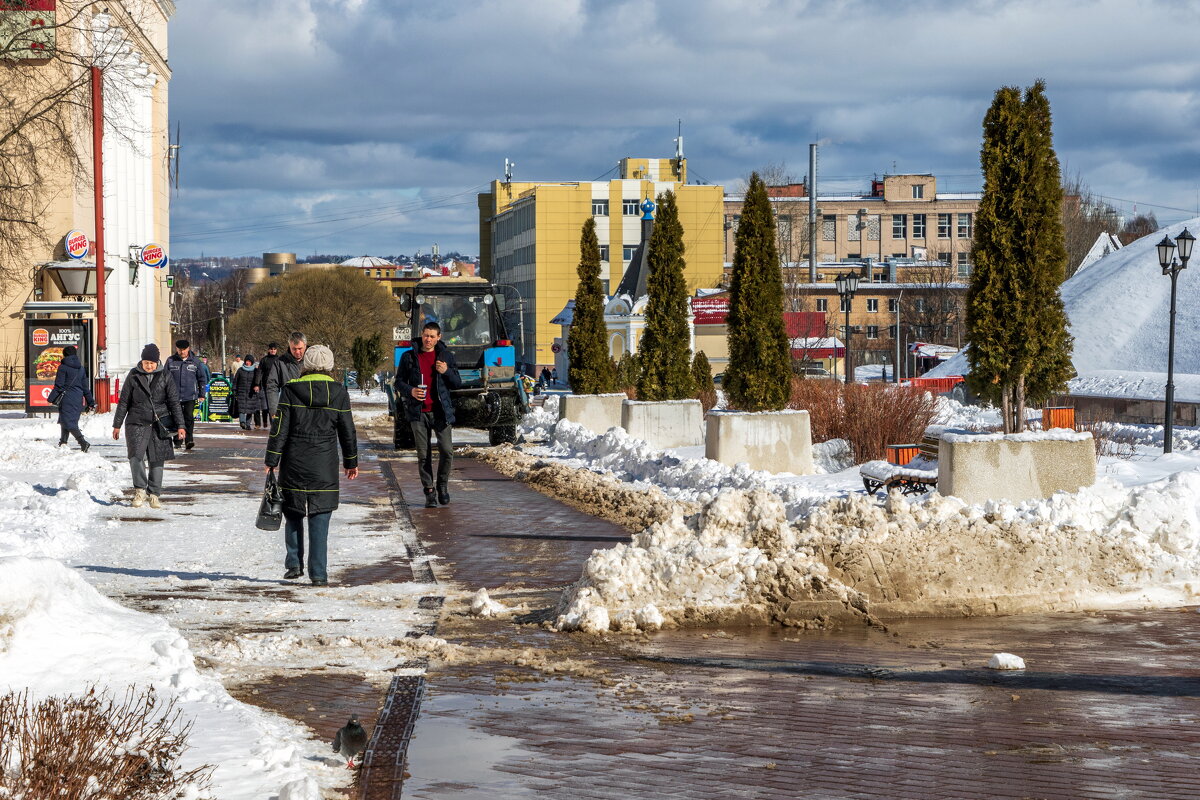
left=395, top=322, right=462, bottom=507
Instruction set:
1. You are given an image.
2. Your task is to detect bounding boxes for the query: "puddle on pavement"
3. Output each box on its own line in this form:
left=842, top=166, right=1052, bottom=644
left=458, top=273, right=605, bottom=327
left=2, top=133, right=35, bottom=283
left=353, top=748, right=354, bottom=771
left=401, top=693, right=531, bottom=797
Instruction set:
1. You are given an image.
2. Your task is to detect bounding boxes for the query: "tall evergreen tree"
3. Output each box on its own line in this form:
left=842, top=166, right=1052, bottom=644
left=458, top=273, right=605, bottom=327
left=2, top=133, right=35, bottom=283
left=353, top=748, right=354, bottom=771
left=692, top=351, right=715, bottom=394
left=636, top=191, right=695, bottom=400
left=967, top=81, right=1074, bottom=432
left=724, top=172, right=792, bottom=411
left=567, top=218, right=615, bottom=393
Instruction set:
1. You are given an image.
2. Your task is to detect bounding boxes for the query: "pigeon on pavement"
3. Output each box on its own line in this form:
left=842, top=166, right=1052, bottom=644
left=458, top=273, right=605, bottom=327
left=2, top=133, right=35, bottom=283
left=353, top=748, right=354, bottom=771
left=331, top=716, right=368, bottom=768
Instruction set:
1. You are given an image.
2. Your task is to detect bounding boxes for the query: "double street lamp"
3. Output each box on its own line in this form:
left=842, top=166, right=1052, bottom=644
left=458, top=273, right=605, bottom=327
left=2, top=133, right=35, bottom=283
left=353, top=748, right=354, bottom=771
left=1155, top=228, right=1194, bottom=454
left=834, top=271, right=859, bottom=384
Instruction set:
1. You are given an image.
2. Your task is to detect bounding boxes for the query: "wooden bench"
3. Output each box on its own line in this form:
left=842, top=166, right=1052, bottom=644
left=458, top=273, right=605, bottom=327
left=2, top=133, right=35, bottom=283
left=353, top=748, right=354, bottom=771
left=860, top=434, right=940, bottom=496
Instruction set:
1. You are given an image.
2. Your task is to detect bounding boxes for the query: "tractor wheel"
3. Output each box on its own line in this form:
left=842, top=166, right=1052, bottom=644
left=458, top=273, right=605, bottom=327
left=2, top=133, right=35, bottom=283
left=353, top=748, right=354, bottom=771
left=488, top=425, right=517, bottom=446
left=393, top=418, right=415, bottom=450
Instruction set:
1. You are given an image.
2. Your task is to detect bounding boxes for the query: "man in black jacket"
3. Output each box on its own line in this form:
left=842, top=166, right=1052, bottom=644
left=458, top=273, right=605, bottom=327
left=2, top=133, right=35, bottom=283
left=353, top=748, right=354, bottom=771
left=395, top=322, right=461, bottom=507
left=264, top=333, right=306, bottom=420
left=165, top=339, right=205, bottom=450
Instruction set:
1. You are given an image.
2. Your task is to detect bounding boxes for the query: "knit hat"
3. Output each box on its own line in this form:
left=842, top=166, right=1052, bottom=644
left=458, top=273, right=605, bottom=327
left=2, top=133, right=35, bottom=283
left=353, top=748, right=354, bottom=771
left=244, top=354, right=255, bottom=365
left=63, top=345, right=77, bottom=358
left=140, top=343, right=160, bottom=362
left=301, top=344, right=334, bottom=372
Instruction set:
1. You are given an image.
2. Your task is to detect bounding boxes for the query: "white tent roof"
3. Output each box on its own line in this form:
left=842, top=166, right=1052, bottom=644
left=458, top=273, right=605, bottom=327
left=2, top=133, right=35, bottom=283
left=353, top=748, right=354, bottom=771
left=339, top=256, right=393, bottom=268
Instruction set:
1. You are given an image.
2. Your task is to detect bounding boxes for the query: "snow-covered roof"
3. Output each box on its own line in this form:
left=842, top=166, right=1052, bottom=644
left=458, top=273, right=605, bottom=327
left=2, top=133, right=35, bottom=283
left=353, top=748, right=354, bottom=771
left=550, top=299, right=575, bottom=326
left=791, top=336, right=842, bottom=349
left=1074, top=232, right=1122, bottom=275
left=339, top=255, right=393, bottom=268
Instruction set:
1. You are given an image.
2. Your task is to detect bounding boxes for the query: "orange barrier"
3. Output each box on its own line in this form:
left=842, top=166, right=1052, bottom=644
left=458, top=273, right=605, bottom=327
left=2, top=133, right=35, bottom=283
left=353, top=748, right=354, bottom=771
left=887, top=444, right=920, bottom=466
left=907, top=376, right=963, bottom=394
left=1042, top=406, right=1076, bottom=430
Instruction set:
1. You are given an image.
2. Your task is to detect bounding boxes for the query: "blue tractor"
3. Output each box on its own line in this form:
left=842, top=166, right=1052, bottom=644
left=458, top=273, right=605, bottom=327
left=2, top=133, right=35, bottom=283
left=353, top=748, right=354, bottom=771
left=393, top=277, right=529, bottom=448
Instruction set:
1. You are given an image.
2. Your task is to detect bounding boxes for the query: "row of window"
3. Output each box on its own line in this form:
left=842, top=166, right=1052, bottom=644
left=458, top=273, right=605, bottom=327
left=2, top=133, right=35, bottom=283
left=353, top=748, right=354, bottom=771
left=731, top=212, right=975, bottom=241
left=597, top=245, right=639, bottom=262
left=814, top=297, right=958, bottom=313
left=593, top=199, right=643, bottom=216
left=802, top=324, right=954, bottom=341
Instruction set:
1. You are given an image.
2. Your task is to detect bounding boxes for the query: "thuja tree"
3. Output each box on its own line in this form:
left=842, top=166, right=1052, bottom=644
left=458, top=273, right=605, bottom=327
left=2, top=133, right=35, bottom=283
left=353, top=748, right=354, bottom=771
left=967, top=81, right=1074, bottom=433
left=692, top=351, right=714, bottom=393
left=724, top=172, right=792, bottom=410
left=636, top=191, right=695, bottom=400
left=568, top=218, right=615, bottom=393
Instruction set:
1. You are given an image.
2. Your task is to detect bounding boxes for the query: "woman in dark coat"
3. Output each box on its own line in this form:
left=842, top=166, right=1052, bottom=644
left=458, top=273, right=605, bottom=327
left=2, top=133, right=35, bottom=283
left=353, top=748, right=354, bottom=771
left=112, top=344, right=186, bottom=509
left=53, top=344, right=96, bottom=451
left=264, top=345, right=358, bottom=585
left=232, top=354, right=261, bottom=430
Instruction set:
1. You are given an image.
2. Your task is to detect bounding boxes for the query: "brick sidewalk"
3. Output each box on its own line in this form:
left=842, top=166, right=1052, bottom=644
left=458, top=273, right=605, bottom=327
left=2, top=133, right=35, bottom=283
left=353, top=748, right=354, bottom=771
left=395, top=450, right=1200, bottom=799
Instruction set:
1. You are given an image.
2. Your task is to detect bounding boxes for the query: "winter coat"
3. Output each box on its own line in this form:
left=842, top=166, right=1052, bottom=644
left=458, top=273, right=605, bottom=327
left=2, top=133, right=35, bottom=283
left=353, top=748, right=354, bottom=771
left=165, top=352, right=206, bottom=402
left=254, top=352, right=280, bottom=391
left=232, top=365, right=262, bottom=413
left=394, top=340, right=462, bottom=428
left=264, top=351, right=302, bottom=417
left=113, top=364, right=185, bottom=462
left=53, top=354, right=95, bottom=429
left=264, top=373, right=358, bottom=516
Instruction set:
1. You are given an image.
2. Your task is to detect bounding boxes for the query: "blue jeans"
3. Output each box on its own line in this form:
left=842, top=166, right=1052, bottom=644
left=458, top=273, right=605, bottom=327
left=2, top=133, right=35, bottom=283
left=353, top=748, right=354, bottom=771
left=284, top=510, right=331, bottom=582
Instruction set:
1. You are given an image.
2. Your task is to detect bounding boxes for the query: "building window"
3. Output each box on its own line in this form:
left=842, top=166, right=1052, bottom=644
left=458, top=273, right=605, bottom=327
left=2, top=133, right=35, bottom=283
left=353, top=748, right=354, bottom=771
left=592, top=199, right=609, bottom=216
left=957, top=213, right=974, bottom=238
left=892, top=214, right=907, bottom=239
left=887, top=325, right=897, bottom=338
left=938, top=213, right=952, bottom=239
left=893, top=252, right=906, bottom=259
left=777, top=215, right=792, bottom=240
left=866, top=325, right=879, bottom=339
left=937, top=251, right=950, bottom=263
left=822, top=215, right=836, bottom=241
left=888, top=298, right=898, bottom=313
left=912, top=184, right=925, bottom=199
left=816, top=298, right=828, bottom=312
left=727, top=214, right=741, bottom=233
left=622, top=245, right=637, bottom=261
left=914, top=297, right=927, bottom=313
left=847, top=253, right=861, bottom=260
left=623, top=199, right=640, bottom=215
left=839, top=297, right=851, bottom=312
left=912, top=213, right=926, bottom=239
left=599, top=245, right=609, bottom=262
left=866, top=298, right=879, bottom=313
left=957, top=252, right=972, bottom=277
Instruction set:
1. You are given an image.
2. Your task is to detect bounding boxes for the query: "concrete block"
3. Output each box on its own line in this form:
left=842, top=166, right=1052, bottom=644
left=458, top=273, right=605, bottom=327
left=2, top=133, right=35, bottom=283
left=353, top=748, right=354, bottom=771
left=938, top=433, right=1096, bottom=505
left=558, top=393, right=627, bottom=436
left=705, top=410, right=813, bottom=475
left=621, top=399, right=704, bottom=450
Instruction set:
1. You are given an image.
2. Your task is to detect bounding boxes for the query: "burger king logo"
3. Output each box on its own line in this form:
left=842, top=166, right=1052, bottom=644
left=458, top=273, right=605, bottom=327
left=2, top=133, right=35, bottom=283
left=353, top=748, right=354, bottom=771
left=141, top=243, right=167, bottom=269
left=32, top=328, right=49, bottom=347
left=65, top=230, right=90, bottom=259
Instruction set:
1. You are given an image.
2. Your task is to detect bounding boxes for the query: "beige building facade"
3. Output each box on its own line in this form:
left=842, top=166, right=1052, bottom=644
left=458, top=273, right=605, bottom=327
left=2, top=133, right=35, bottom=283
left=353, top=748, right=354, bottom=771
left=0, top=1, right=174, bottom=391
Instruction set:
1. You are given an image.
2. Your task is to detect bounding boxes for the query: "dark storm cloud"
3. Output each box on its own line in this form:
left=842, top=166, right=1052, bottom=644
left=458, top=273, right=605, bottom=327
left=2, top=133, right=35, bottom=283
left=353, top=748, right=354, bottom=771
left=169, top=0, right=1200, bottom=258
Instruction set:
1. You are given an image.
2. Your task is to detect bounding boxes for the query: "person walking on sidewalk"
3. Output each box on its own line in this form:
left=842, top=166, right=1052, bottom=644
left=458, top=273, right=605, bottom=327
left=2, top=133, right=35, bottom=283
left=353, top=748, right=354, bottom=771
left=166, top=338, right=205, bottom=450
left=264, top=332, right=306, bottom=421
left=253, top=343, right=281, bottom=429
left=53, top=344, right=95, bottom=451
left=264, top=345, right=358, bottom=585
left=232, top=354, right=262, bottom=430
left=395, top=321, right=461, bottom=508
left=112, top=344, right=186, bottom=509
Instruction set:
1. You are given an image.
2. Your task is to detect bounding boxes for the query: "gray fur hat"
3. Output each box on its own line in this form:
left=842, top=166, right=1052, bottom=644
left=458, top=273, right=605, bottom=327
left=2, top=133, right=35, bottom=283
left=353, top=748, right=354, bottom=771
left=301, top=344, right=334, bottom=372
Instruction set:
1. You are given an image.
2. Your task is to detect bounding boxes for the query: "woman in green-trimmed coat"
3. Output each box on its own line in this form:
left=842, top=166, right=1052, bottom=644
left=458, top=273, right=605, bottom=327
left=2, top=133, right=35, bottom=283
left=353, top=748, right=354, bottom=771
left=264, top=344, right=358, bottom=585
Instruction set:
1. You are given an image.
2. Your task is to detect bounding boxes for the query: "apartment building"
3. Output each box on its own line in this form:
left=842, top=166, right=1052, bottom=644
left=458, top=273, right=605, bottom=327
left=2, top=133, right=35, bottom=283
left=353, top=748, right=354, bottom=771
left=478, top=155, right=724, bottom=371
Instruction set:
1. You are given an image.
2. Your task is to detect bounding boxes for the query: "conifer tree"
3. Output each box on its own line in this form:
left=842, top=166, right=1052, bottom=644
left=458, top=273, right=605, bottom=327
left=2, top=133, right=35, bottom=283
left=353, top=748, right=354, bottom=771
left=967, top=81, right=1074, bottom=432
left=636, top=191, right=695, bottom=400
left=724, top=172, right=792, bottom=411
left=567, top=218, right=615, bottom=393
left=692, top=351, right=714, bottom=394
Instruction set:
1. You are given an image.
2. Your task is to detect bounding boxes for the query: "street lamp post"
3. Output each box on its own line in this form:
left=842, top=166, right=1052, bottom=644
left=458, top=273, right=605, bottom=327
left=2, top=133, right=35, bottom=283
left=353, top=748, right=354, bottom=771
left=493, top=283, right=525, bottom=370
left=1156, top=228, right=1193, bottom=454
left=834, top=271, right=859, bottom=384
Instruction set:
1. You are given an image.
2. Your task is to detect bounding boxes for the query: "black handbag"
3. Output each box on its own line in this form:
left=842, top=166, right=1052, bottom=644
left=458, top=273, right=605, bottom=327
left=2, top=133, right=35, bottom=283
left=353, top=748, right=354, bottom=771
left=135, top=374, right=176, bottom=440
left=256, top=468, right=284, bottom=531
left=46, top=385, right=64, bottom=406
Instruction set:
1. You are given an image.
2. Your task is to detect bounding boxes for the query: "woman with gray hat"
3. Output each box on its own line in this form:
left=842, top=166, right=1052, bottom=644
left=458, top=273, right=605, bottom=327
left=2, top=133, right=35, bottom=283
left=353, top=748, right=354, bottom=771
left=112, top=344, right=187, bottom=508
left=264, top=344, right=359, bottom=585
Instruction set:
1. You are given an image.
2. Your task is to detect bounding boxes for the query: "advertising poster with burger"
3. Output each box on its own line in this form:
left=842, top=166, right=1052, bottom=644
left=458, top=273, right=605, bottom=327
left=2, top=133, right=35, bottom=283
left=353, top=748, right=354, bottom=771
left=25, top=320, right=91, bottom=412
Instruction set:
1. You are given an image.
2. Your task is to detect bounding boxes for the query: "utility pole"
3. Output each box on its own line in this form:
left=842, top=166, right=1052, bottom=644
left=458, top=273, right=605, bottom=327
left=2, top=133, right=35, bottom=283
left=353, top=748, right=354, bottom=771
left=808, top=143, right=818, bottom=283
left=219, top=297, right=227, bottom=372
left=894, top=289, right=903, bottom=384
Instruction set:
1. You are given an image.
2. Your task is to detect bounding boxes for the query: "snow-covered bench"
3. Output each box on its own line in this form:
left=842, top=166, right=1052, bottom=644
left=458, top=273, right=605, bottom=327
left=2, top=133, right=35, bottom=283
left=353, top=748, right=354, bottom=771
left=860, top=435, right=940, bottom=495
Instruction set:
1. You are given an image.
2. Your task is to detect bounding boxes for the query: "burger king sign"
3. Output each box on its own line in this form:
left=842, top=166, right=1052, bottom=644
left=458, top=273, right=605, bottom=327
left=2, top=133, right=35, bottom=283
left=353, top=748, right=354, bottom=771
left=64, top=229, right=90, bottom=259
left=140, top=243, right=167, bottom=269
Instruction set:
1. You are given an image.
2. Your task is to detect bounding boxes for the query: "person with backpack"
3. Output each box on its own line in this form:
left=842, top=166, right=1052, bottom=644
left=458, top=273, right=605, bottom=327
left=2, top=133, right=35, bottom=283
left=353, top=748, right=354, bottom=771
left=112, top=344, right=186, bottom=509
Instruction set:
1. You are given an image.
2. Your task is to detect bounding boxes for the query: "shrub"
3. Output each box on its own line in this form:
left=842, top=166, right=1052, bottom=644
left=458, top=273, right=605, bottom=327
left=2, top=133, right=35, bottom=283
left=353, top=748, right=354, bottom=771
left=0, top=686, right=212, bottom=799
left=788, top=379, right=938, bottom=462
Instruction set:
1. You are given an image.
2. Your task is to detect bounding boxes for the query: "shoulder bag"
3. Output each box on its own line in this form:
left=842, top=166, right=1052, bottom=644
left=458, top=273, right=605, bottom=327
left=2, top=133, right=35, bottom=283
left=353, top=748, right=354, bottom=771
left=256, top=468, right=284, bottom=531
left=46, top=385, right=64, bottom=406
left=135, top=373, right=176, bottom=440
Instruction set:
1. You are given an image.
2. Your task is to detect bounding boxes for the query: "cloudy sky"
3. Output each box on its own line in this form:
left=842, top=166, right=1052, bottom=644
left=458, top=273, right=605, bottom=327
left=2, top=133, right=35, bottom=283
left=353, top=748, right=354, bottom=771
left=168, top=0, right=1200, bottom=260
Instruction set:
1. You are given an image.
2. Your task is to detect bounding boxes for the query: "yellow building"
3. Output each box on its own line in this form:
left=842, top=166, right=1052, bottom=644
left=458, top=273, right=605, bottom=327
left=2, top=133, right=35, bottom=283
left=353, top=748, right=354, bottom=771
left=478, top=155, right=724, bottom=371
left=0, top=2, right=173, bottom=392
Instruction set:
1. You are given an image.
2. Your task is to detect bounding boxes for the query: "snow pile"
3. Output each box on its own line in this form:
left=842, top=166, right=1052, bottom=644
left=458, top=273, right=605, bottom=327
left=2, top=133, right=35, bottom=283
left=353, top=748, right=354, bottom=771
left=0, top=557, right=316, bottom=796
left=469, top=588, right=507, bottom=618
left=518, top=396, right=561, bottom=442
left=988, top=652, right=1026, bottom=670
left=556, top=469, right=1200, bottom=632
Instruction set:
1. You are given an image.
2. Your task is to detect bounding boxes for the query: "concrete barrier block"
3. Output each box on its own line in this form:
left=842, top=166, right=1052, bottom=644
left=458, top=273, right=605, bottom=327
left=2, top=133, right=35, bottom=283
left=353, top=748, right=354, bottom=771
left=938, top=432, right=1096, bottom=505
left=621, top=399, right=704, bottom=449
left=558, top=393, right=627, bottom=436
left=705, top=410, right=813, bottom=475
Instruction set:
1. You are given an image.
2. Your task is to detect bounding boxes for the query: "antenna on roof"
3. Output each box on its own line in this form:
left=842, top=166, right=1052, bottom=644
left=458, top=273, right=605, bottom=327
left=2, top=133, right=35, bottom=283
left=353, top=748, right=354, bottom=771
left=504, top=158, right=514, bottom=184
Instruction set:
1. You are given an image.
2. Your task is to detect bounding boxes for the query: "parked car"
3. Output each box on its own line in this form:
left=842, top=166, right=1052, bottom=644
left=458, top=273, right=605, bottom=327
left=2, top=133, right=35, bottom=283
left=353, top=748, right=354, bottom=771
left=798, top=365, right=833, bottom=379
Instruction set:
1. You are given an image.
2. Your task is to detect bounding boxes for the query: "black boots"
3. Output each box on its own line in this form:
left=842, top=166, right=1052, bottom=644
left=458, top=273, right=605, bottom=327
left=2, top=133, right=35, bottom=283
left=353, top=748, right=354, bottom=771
left=437, top=484, right=450, bottom=506
left=424, top=488, right=438, bottom=508
left=80, top=441, right=90, bottom=453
